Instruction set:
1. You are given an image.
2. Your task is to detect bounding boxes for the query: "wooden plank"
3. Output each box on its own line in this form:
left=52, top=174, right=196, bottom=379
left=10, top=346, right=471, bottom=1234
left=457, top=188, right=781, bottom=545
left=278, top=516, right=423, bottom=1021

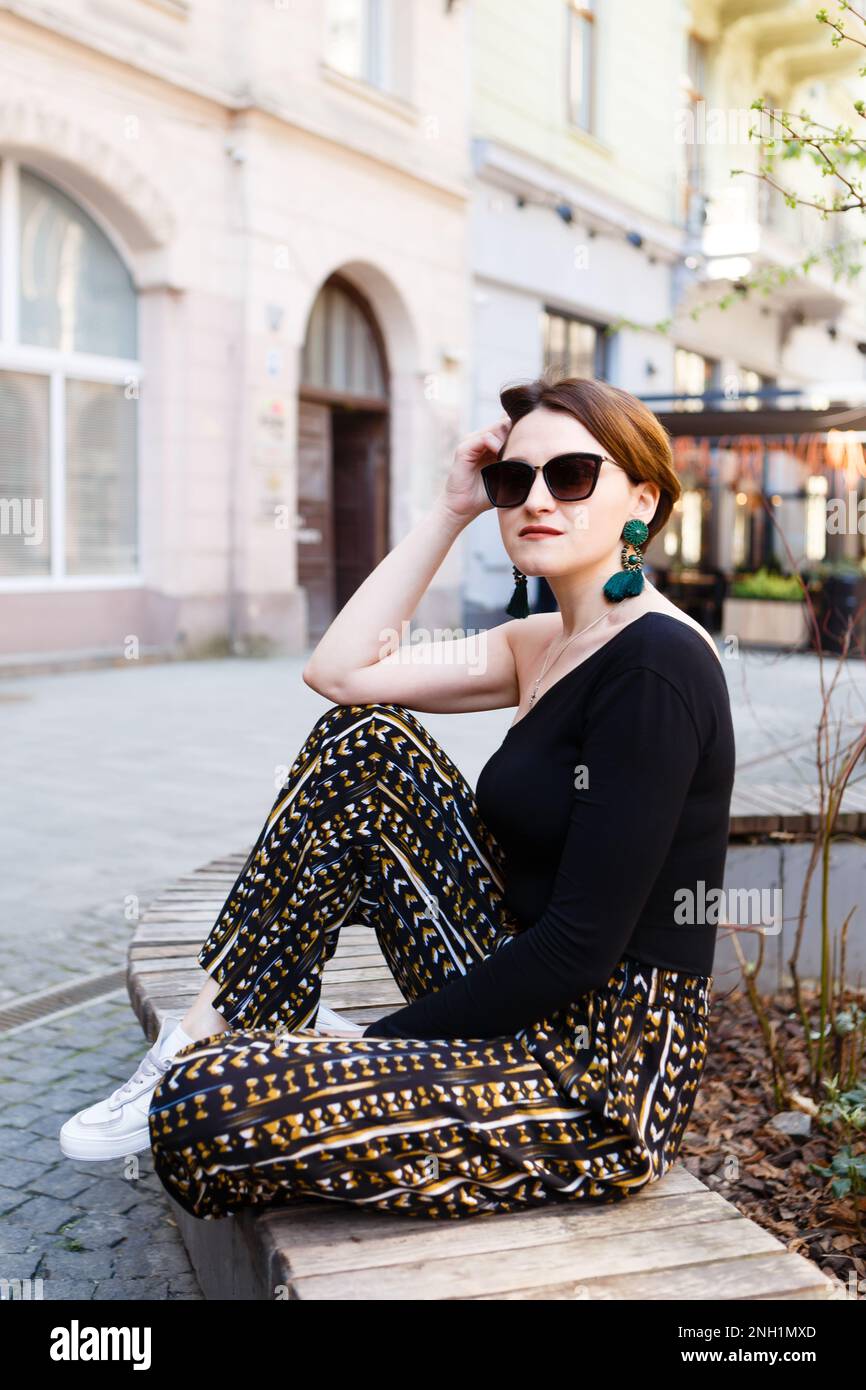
left=478, top=1251, right=838, bottom=1301
left=284, top=1213, right=789, bottom=1300
left=131, top=926, right=214, bottom=945
left=739, top=784, right=812, bottom=833
left=738, top=783, right=796, bottom=811
left=140, top=910, right=223, bottom=923
left=129, top=969, right=206, bottom=992
left=137, top=985, right=203, bottom=1007
left=261, top=1184, right=736, bottom=1273
left=129, top=945, right=206, bottom=962
left=728, top=778, right=866, bottom=836
left=314, top=964, right=396, bottom=983
left=129, top=971, right=402, bottom=1012
left=150, top=885, right=237, bottom=895
left=186, top=874, right=244, bottom=884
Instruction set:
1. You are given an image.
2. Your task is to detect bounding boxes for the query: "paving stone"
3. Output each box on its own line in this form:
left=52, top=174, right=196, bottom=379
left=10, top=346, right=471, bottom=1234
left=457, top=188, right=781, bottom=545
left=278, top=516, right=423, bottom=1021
left=95, top=1279, right=172, bottom=1301
left=0, top=1231, right=44, bottom=1260
left=40, top=1247, right=114, bottom=1278
left=0, top=999, right=201, bottom=1298
left=0, top=1134, right=65, bottom=1164
left=0, top=1155, right=51, bottom=1186
left=56, top=1212, right=135, bottom=1248
left=13, top=1064, right=79, bottom=1087
left=41, top=1278, right=98, bottom=1300
left=26, top=1169, right=97, bottom=1202
left=0, top=1081, right=41, bottom=1103
left=0, top=1252, right=43, bottom=1280
left=29, top=1114, right=82, bottom=1141
left=0, top=1183, right=31, bottom=1216
left=2, top=1102, right=46, bottom=1127
left=4, top=1194, right=74, bottom=1232
left=63, top=1185, right=140, bottom=1217
left=136, top=1243, right=200, bottom=1278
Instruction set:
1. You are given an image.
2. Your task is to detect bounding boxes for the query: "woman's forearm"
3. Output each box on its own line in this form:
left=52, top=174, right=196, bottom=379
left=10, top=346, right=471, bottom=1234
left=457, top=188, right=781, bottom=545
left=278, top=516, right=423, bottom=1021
left=302, top=498, right=471, bottom=686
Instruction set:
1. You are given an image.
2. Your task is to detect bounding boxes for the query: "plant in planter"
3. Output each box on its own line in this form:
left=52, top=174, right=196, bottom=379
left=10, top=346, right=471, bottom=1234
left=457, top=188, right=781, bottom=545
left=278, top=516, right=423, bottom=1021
left=729, top=567, right=806, bottom=601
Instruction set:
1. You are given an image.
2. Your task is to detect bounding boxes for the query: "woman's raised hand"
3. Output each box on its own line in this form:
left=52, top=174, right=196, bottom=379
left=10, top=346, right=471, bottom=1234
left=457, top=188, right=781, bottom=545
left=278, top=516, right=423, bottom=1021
left=303, top=413, right=515, bottom=704
left=438, top=417, right=511, bottom=524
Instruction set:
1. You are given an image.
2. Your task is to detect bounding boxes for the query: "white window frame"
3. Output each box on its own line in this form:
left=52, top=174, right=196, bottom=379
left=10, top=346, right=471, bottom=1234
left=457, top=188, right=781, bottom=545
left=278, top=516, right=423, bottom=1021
left=0, top=158, right=143, bottom=592
left=324, top=0, right=395, bottom=95
left=567, top=0, right=596, bottom=134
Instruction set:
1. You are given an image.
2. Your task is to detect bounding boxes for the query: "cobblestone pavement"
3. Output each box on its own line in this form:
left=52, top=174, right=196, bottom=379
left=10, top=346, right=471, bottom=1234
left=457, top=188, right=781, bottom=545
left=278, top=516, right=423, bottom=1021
left=1, top=643, right=863, bottom=1300
left=0, top=996, right=202, bottom=1300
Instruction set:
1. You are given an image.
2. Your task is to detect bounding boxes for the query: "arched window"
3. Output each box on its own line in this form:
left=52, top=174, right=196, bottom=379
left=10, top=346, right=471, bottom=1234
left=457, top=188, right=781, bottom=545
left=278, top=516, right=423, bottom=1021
left=0, top=163, right=140, bottom=582
left=301, top=279, right=386, bottom=399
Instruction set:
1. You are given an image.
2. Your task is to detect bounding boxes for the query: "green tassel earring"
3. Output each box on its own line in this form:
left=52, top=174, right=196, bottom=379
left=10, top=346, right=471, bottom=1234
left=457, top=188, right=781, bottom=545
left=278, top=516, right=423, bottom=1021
left=602, top=519, right=649, bottom=602
left=506, top=565, right=531, bottom=618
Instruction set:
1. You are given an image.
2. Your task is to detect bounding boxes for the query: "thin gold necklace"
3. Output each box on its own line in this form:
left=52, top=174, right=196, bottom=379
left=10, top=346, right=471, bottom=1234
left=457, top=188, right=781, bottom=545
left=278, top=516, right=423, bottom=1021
left=527, top=611, right=611, bottom=709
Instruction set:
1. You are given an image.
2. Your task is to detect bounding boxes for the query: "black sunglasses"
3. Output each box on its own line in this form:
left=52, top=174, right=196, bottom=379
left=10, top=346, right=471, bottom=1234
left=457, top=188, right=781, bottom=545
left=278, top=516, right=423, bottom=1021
left=480, top=450, right=619, bottom=509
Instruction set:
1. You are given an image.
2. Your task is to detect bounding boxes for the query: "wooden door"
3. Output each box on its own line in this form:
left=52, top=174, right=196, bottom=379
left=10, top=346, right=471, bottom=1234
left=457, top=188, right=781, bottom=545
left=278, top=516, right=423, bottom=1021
left=332, top=411, right=389, bottom=612
left=296, top=400, right=334, bottom=642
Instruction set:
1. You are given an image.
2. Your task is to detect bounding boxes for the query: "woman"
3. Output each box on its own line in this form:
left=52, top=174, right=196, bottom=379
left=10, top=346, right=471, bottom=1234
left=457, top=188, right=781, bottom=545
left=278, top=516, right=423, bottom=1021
left=60, top=373, right=736, bottom=1223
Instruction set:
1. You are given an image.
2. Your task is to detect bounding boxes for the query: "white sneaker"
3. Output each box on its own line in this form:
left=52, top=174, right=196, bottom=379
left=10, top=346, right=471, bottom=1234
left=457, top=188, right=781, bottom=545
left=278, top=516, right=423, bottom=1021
left=59, top=1015, right=195, bottom=1162
left=315, top=1004, right=365, bottom=1036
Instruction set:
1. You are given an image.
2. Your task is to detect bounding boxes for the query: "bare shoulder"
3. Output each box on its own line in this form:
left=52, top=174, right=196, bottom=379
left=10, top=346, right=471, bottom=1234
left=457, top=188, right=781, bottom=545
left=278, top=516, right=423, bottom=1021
left=501, top=611, right=562, bottom=666
left=641, top=591, right=722, bottom=664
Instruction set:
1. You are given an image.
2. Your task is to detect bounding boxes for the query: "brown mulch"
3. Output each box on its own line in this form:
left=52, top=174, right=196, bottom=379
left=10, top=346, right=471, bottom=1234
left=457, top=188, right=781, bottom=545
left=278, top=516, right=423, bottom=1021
left=680, top=978, right=865, bottom=1295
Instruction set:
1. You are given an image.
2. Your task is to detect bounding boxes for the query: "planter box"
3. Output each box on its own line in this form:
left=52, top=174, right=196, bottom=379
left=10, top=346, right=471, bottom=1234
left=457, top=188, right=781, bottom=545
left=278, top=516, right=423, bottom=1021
left=722, top=596, right=810, bottom=648
left=815, top=574, right=866, bottom=654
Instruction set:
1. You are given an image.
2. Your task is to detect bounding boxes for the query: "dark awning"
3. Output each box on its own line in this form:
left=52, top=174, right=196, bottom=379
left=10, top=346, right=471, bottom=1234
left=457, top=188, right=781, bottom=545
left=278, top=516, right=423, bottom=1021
left=654, top=403, right=866, bottom=439
left=638, top=394, right=866, bottom=485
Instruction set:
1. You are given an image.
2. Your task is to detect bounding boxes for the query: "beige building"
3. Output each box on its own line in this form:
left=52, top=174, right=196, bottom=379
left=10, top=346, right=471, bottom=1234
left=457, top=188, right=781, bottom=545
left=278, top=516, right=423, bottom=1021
left=0, top=0, right=472, bottom=661
left=2, top=0, right=865, bottom=660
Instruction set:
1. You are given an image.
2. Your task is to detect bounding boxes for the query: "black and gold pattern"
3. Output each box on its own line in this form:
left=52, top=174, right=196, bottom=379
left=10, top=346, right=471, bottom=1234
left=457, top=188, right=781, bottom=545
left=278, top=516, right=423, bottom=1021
left=148, top=702, right=711, bottom=1222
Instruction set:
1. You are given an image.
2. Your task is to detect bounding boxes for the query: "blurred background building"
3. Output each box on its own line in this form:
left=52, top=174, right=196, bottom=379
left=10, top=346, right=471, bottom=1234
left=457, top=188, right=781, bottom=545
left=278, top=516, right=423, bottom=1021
left=1, top=0, right=866, bottom=663
left=0, top=0, right=471, bottom=660
left=464, top=0, right=866, bottom=628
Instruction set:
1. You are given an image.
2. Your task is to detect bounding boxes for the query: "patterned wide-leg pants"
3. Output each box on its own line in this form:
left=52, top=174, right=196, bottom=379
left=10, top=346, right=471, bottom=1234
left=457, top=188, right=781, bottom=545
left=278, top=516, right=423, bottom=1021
left=148, top=702, right=712, bottom=1223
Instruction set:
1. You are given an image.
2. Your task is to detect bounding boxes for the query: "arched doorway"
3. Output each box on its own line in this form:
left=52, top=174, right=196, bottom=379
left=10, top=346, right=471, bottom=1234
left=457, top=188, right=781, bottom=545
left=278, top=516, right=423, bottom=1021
left=297, top=273, right=390, bottom=642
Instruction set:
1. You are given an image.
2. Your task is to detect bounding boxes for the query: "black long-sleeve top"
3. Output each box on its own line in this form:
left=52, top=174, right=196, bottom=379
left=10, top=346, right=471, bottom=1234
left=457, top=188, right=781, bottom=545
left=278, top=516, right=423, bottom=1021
left=362, top=611, right=736, bottom=1041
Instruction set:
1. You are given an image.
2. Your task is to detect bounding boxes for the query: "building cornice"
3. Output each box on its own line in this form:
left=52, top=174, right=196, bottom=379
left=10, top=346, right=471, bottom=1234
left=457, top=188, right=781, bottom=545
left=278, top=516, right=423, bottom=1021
left=472, top=137, right=687, bottom=265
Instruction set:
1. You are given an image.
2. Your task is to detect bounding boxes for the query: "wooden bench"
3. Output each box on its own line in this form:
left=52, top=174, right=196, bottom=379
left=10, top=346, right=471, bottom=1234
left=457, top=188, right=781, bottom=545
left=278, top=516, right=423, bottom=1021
left=128, top=852, right=840, bottom=1301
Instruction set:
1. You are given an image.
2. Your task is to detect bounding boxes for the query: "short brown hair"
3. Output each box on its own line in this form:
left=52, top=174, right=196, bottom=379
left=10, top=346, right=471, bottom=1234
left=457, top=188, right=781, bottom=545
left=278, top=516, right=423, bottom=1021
left=499, top=370, right=681, bottom=540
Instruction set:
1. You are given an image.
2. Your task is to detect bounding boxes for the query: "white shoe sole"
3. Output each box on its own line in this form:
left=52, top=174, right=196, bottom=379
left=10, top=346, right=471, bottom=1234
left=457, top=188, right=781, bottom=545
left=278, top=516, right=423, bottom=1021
left=316, top=1003, right=364, bottom=1034
left=58, top=1121, right=152, bottom=1163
